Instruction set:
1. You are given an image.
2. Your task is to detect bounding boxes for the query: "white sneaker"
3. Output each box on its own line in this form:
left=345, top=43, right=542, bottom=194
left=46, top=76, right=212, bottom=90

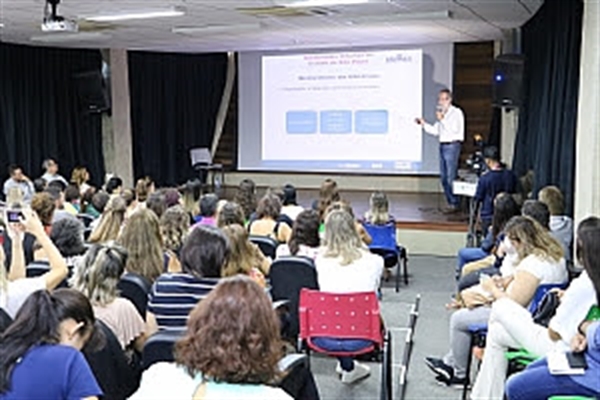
left=341, top=361, right=371, bottom=384
left=335, top=362, right=343, bottom=375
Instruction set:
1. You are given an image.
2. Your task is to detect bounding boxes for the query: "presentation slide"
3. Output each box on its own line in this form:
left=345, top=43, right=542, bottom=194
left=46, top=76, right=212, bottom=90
left=261, top=49, right=422, bottom=172
left=238, top=43, right=454, bottom=174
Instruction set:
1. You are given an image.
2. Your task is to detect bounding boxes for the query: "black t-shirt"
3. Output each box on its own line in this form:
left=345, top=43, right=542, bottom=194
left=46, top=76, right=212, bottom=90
left=474, top=168, right=518, bottom=221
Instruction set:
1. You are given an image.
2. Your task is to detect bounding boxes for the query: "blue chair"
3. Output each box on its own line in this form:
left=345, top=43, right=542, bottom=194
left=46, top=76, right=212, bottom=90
left=363, top=222, right=408, bottom=292
left=461, top=282, right=569, bottom=400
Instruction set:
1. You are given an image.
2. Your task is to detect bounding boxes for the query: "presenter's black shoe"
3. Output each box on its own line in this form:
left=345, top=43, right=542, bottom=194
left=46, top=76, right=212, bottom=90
left=441, top=206, right=460, bottom=215
left=424, top=357, right=453, bottom=380
left=435, top=374, right=469, bottom=389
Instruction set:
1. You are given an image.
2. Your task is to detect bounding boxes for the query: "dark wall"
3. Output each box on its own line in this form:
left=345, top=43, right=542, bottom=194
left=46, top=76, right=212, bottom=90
left=128, top=52, right=227, bottom=187
left=512, top=0, right=583, bottom=214
left=0, top=42, right=105, bottom=189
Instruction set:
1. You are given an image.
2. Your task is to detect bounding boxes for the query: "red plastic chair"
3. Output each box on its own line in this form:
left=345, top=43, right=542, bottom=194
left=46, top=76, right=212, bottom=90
left=298, top=289, right=391, bottom=400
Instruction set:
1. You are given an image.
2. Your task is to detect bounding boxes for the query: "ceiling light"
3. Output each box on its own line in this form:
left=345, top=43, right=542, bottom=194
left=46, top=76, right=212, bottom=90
left=0, top=23, right=4, bottom=28
left=173, top=23, right=260, bottom=35
left=84, top=9, right=184, bottom=22
left=31, top=32, right=110, bottom=43
left=284, top=0, right=373, bottom=8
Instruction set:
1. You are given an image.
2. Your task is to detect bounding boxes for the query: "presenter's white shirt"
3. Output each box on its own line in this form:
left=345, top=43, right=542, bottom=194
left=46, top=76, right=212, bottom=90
left=424, top=104, right=465, bottom=143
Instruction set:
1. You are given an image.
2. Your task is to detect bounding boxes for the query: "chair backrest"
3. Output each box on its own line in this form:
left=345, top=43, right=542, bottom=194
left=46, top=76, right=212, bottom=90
left=363, top=222, right=397, bottom=252
left=269, top=257, right=319, bottom=338
left=299, top=289, right=383, bottom=345
left=117, top=273, right=152, bottom=319
left=0, top=308, right=13, bottom=334
left=84, top=320, right=141, bottom=400
left=528, top=282, right=569, bottom=314
left=142, top=329, right=185, bottom=370
left=26, top=261, right=50, bottom=277
left=249, top=235, right=279, bottom=259
left=76, top=213, right=95, bottom=228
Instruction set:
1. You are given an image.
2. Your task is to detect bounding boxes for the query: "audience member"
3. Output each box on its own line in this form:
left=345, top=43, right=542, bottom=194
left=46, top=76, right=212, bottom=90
left=121, top=188, right=137, bottom=218
left=32, top=177, right=47, bottom=193
left=0, top=209, right=68, bottom=317
left=64, top=184, right=81, bottom=213
left=281, top=183, right=304, bottom=221
left=539, top=185, right=573, bottom=257
left=425, top=216, right=567, bottom=387
left=71, top=166, right=92, bottom=195
left=146, top=225, right=229, bottom=334
left=105, top=176, right=123, bottom=196
left=88, top=191, right=110, bottom=219
left=195, top=193, right=219, bottom=227
left=0, top=289, right=103, bottom=399
left=473, top=146, right=518, bottom=234
left=146, top=192, right=167, bottom=219
left=521, top=200, right=550, bottom=229
left=234, top=178, right=257, bottom=221
left=161, top=188, right=181, bottom=209
left=179, top=180, right=201, bottom=221
left=470, top=216, right=600, bottom=399
left=315, top=178, right=340, bottom=221
left=117, top=209, right=163, bottom=282
left=313, top=210, right=384, bottom=383
left=248, top=193, right=292, bottom=243
left=3, top=164, right=34, bottom=204
left=45, top=183, right=74, bottom=221
left=457, top=193, right=520, bottom=279
left=216, top=201, right=246, bottom=228
left=364, top=191, right=394, bottom=225
left=30, top=192, right=56, bottom=233
left=160, top=205, right=190, bottom=273
left=134, top=177, right=155, bottom=211
left=131, top=276, right=294, bottom=399
left=325, top=201, right=372, bottom=245
left=221, top=224, right=269, bottom=287
left=48, top=217, right=87, bottom=268
left=40, top=158, right=68, bottom=187
left=71, top=244, right=146, bottom=352
left=88, top=196, right=127, bottom=244
left=79, top=187, right=96, bottom=216
left=276, top=209, right=321, bottom=260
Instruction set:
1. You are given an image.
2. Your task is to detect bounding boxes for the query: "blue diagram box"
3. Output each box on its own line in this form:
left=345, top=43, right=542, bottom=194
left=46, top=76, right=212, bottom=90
left=320, top=110, right=352, bottom=134
left=286, top=111, right=318, bottom=134
left=355, top=110, right=389, bottom=134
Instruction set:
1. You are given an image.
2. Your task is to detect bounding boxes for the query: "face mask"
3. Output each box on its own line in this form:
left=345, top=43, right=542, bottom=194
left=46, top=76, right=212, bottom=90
left=503, top=236, right=517, bottom=256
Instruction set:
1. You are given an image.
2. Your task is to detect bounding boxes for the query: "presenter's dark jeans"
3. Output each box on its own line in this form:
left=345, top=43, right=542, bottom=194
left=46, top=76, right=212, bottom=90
left=440, top=142, right=461, bottom=208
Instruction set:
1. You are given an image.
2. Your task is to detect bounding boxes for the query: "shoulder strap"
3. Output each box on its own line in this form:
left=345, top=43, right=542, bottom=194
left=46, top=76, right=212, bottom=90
left=192, top=381, right=208, bottom=400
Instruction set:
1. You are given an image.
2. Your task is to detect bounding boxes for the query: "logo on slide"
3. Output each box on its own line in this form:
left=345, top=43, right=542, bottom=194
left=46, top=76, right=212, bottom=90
left=385, top=54, right=413, bottom=63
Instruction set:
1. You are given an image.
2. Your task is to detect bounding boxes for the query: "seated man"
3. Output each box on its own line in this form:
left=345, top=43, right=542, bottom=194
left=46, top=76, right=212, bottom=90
left=539, top=185, right=573, bottom=259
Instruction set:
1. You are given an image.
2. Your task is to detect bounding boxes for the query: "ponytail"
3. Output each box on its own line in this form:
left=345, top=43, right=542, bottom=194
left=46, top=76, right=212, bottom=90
left=0, top=290, right=60, bottom=393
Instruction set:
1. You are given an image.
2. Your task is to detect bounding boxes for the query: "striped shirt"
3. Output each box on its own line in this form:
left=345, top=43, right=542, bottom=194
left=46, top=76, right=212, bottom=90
left=147, top=273, right=219, bottom=331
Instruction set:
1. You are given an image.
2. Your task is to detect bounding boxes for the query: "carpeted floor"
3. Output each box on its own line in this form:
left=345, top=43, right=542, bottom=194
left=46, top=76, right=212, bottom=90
left=311, top=255, right=461, bottom=400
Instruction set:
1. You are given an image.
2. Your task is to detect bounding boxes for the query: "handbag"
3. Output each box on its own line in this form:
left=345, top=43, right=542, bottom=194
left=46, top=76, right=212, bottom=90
left=532, top=291, right=560, bottom=327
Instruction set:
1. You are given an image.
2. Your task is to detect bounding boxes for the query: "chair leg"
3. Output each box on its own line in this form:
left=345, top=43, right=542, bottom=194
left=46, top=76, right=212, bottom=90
left=403, top=256, right=409, bottom=286
left=462, top=334, right=475, bottom=400
left=395, top=255, right=401, bottom=293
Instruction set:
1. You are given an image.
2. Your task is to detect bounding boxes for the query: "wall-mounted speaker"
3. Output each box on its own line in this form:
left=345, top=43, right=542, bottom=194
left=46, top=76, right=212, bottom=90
left=74, top=61, right=111, bottom=114
left=493, top=54, right=524, bottom=108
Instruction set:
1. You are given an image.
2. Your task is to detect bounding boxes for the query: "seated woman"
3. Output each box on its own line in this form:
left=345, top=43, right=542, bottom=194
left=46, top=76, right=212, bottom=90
left=117, top=209, right=164, bottom=282
left=71, top=244, right=147, bottom=352
left=505, top=319, right=600, bottom=400
left=314, top=210, right=384, bottom=384
left=456, top=193, right=520, bottom=279
left=281, top=184, right=304, bottom=221
left=248, top=194, right=292, bottom=244
left=160, top=205, right=190, bottom=273
left=364, top=191, right=394, bottom=225
left=276, top=210, right=321, bottom=260
left=314, top=178, right=341, bottom=222
left=216, top=201, right=246, bottom=228
left=0, top=289, right=103, bottom=399
left=88, top=196, right=127, bottom=244
left=221, top=224, right=269, bottom=286
left=131, top=276, right=296, bottom=399
left=234, top=178, right=257, bottom=221
left=325, top=201, right=372, bottom=245
left=194, top=193, right=219, bottom=227
left=146, top=225, right=229, bottom=335
left=0, top=209, right=68, bottom=318
left=71, top=166, right=92, bottom=196
left=425, top=216, right=568, bottom=387
left=48, top=217, right=87, bottom=269
left=470, top=217, right=600, bottom=400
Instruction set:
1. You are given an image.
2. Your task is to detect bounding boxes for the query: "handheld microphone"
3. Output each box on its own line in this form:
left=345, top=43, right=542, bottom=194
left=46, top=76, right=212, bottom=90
left=436, top=105, right=444, bottom=113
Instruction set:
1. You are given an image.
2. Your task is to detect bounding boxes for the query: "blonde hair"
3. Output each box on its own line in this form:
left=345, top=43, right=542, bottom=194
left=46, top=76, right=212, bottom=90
left=71, top=167, right=89, bottom=187
left=505, top=216, right=564, bottom=264
left=323, top=210, right=363, bottom=265
left=538, top=186, right=565, bottom=216
left=88, top=197, right=127, bottom=244
left=366, top=191, right=389, bottom=225
left=117, top=208, right=163, bottom=281
left=71, top=244, right=128, bottom=306
left=160, top=205, right=190, bottom=253
left=221, top=224, right=262, bottom=278
left=0, top=246, right=6, bottom=292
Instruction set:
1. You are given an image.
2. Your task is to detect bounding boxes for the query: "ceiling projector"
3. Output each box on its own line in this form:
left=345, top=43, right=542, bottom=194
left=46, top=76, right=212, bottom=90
left=41, top=0, right=78, bottom=32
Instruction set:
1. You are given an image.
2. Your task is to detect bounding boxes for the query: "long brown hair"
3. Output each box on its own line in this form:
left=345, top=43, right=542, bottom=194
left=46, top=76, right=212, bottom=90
left=117, top=208, right=163, bottom=281
left=221, top=224, right=261, bottom=277
left=175, top=276, right=281, bottom=384
left=318, top=179, right=340, bottom=220
left=233, top=179, right=257, bottom=220
left=504, top=216, right=564, bottom=264
left=88, top=196, right=127, bottom=244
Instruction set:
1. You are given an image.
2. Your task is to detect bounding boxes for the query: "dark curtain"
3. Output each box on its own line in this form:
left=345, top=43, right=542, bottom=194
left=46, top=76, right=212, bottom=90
left=128, top=52, right=227, bottom=187
left=0, top=42, right=105, bottom=189
left=512, top=0, right=583, bottom=215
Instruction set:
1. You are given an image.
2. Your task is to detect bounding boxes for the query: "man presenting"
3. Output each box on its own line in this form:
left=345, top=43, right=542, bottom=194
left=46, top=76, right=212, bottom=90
left=416, top=89, right=465, bottom=212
